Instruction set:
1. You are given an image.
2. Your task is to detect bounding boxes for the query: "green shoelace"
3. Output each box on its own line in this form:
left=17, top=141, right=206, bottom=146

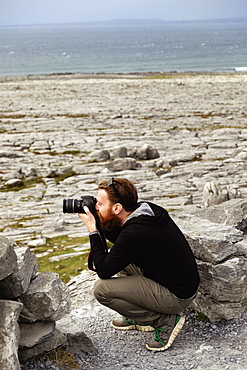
left=123, top=317, right=138, bottom=329
left=154, top=327, right=166, bottom=346
left=154, top=315, right=181, bottom=346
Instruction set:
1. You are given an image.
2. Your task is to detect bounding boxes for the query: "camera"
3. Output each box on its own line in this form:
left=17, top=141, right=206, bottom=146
left=63, top=195, right=97, bottom=214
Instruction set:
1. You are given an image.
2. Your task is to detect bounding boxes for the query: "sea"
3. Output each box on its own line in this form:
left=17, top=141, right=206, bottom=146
left=0, top=18, right=247, bottom=77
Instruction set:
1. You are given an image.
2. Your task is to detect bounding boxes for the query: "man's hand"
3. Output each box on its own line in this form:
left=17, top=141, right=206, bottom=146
left=78, top=206, right=97, bottom=233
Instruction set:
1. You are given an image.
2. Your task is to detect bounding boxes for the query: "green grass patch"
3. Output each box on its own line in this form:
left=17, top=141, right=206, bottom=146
left=5, top=216, right=41, bottom=229
left=34, top=235, right=90, bottom=283
left=47, top=170, right=77, bottom=184
left=0, top=178, right=45, bottom=192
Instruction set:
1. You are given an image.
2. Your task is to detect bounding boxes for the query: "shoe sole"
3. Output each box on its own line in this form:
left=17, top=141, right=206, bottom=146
left=146, top=316, right=185, bottom=351
left=111, top=322, right=154, bottom=332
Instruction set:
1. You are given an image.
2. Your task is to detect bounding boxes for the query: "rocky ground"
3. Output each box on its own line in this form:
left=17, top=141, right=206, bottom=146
left=0, top=72, right=247, bottom=369
left=21, top=290, right=247, bottom=370
left=1, top=72, right=247, bottom=245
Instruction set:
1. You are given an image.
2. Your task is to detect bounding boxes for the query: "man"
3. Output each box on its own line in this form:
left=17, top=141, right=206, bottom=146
left=78, top=177, right=199, bottom=352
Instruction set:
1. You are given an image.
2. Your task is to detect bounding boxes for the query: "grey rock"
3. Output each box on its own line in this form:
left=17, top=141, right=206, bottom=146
left=67, top=270, right=98, bottom=310
left=4, top=178, right=24, bottom=187
left=18, top=328, right=67, bottom=363
left=105, top=157, right=141, bottom=171
left=89, top=149, right=110, bottom=162
left=173, top=212, right=247, bottom=322
left=0, top=236, right=17, bottom=281
left=19, top=321, right=56, bottom=348
left=193, top=198, right=247, bottom=231
left=19, top=271, right=71, bottom=323
left=111, top=146, right=128, bottom=158
left=173, top=213, right=243, bottom=263
left=0, top=300, right=23, bottom=370
left=0, top=245, right=38, bottom=298
left=134, top=144, right=160, bottom=160
left=56, top=314, right=96, bottom=354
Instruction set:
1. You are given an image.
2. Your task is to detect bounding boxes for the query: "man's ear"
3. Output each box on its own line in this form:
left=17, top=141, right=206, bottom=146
left=113, top=203, right=123, bottom=215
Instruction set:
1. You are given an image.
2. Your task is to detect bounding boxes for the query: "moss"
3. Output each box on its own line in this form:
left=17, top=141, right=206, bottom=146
left=196, top=312, right=210, bottom=322
left=34, top=235, right=90, bottom=283
left=50, top=150, right=81, bottom=156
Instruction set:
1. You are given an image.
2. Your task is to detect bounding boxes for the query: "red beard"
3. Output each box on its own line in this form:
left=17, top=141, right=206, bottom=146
left=96, top=211, right=122, bottom=232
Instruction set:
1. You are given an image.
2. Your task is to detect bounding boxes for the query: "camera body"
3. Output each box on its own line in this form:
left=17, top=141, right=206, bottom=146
left=63, top=195, right=97, bottom=214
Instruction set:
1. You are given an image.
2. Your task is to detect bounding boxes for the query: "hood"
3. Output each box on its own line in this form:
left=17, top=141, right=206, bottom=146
left=124, top=201, right=170, bottom=227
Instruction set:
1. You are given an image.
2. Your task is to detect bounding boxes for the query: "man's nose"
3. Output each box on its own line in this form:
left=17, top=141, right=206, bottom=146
left=95, top=202, right=99, bottom=211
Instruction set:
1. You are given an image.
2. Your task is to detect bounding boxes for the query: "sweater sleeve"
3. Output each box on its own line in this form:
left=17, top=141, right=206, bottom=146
left=89, top=226, right=136, bottom=279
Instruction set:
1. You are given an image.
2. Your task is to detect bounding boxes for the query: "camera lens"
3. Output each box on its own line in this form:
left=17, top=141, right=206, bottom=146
left=63, top=196, right=96, bottom=214
left=63, top=199, right=77, bottom=213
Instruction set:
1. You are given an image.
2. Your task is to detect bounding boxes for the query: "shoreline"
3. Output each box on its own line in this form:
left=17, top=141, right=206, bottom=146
left=1, top=70, right=247, bottom=83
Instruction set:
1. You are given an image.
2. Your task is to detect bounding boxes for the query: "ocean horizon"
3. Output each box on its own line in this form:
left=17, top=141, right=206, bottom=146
left=0, top=18, right=247, bottom=77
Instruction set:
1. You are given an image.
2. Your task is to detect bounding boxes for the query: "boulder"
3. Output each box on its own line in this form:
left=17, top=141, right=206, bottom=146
left=193, top=198, right=247, bottom=231
left=0, top=245, right=38, bottom=299
left=4, top=178, right=23, bottom=187
left=105, top=158, right=141, bottom=171
left=18, top=328, right=67, bottom=363
left=173, top=213, right=243, bottom=264
left=0, top=300, right=23, bottom=370
left=111, top=145, right=128, bottom=158
left=89, top=149, right=110, bottom=162
left=67, top=270, right=98, bottom=309
left=57, top=314, right=96, bottom=354
left=173, top=212, right=247, bottom=321
left=202, top=182, right=241, bottom=208
left=18, top=271, right=71, bottom=323
left=134, top=144, right=160, bottom=160
left=0, top=236, right=17, bottom=281
left=19, top=321, right=55, bottom=348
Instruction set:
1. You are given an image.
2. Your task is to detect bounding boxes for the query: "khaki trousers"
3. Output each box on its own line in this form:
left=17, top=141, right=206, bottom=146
left=94, top=264, right=194, bottom=328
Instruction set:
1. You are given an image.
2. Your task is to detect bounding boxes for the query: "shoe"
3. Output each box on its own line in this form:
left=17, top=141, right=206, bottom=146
left=111, top=317, right=154, bottom=332
left=146, top=314, right=185, bottom=351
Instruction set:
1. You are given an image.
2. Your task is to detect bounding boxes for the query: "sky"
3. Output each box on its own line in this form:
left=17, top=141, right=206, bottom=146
left=1, top=0, right=247, bottom=26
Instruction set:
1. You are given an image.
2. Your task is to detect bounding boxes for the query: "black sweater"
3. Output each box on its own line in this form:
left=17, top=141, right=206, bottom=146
left=89, top=202, right=199, bottom=299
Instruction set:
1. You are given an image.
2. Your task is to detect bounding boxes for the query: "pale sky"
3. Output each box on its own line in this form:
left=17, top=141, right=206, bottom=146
left=1, top=0, right=247, bottom=26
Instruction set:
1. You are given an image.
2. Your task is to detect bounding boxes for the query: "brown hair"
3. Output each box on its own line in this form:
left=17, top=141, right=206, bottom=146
left=98, top=178, right=138, bottom=212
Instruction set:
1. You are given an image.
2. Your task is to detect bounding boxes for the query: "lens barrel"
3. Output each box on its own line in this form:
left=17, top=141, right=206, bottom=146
left=63, top=195, right=96, bottom=214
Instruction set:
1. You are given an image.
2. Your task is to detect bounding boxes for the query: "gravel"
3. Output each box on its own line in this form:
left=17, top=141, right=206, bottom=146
left=21, top=300, right=247, bottom=370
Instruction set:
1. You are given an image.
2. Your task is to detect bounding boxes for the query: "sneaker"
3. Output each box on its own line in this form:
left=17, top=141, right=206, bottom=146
left=146, top=314, right=185, bottom=351
left=111, top=317, right=154, bottom=332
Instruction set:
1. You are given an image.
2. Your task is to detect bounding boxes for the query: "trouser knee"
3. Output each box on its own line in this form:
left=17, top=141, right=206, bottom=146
left=93, top=279, right=107, bottom=303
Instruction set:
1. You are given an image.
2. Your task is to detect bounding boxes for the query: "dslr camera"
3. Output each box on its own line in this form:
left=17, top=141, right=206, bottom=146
left=63, top=195, right=97, bottom=214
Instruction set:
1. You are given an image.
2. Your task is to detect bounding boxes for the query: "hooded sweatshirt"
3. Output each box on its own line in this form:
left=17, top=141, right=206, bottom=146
left=89, top=202, right=199, bottom=299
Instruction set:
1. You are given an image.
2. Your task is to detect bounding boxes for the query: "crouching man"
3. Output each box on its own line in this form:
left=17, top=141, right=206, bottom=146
left=78, top=178, right=199, bottom=351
